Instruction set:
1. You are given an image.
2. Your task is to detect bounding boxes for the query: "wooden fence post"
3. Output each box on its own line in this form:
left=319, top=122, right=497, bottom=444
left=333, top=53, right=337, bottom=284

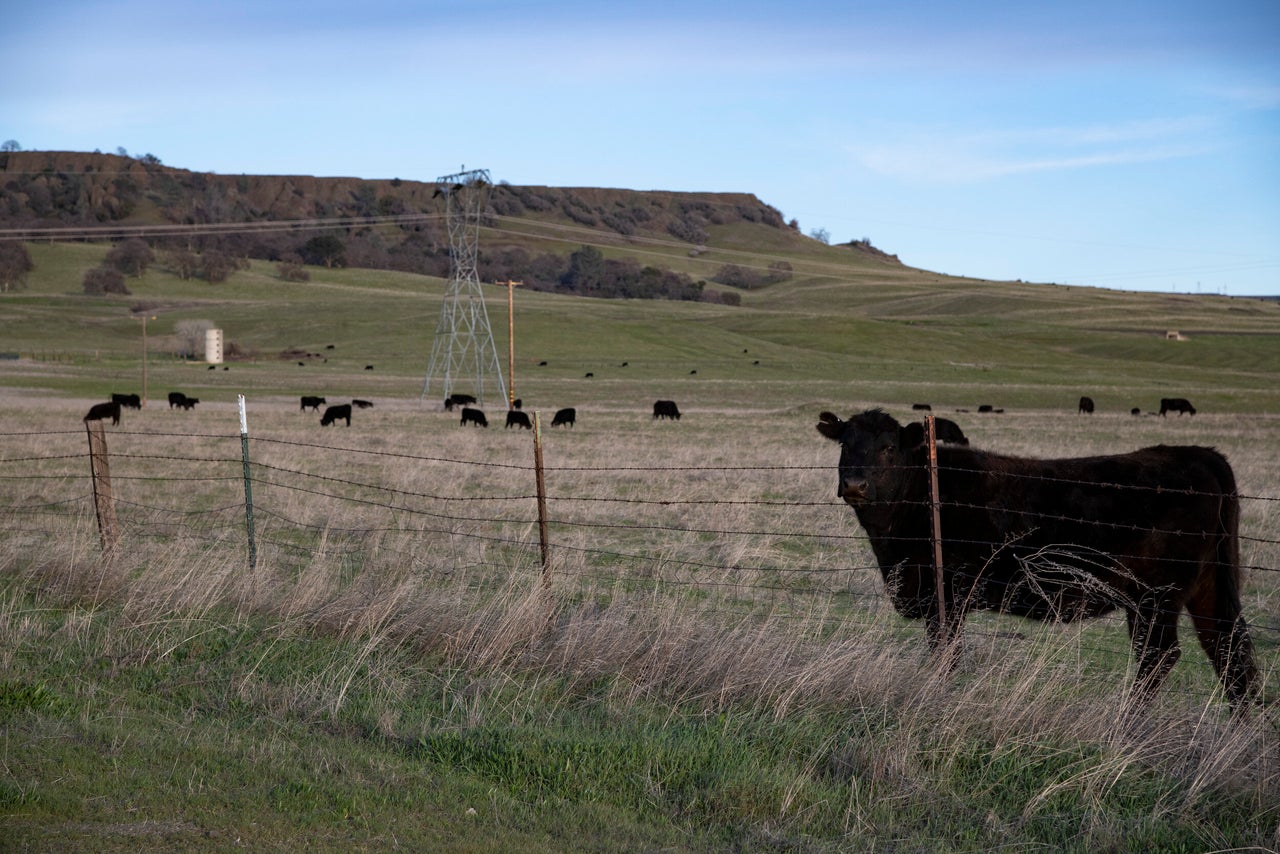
left=85, top=419, right=119, bottom=555
left=925, top=415, right=948, bottom=643
left=533, top=411, right=550, bottom=588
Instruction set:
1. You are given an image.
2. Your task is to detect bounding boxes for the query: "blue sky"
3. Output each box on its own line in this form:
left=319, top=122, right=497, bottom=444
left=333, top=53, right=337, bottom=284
left=4, top=0, right=1279, bottom=295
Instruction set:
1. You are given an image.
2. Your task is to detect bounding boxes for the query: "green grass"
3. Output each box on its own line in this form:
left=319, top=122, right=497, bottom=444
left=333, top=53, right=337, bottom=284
left=2, top=588, right=1274, bottom=852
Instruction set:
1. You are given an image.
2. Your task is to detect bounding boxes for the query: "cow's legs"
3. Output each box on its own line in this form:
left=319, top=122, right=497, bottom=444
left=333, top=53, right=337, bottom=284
left=1125, top=595, right=1182, bottom=707
left=1185, top=587, right=1259, bottom=710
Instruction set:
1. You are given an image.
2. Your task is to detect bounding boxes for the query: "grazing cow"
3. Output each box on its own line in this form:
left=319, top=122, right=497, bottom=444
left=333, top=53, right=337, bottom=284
left=365, top=365, right=374, bottom=370
left=505, top=410, right=533, bottom=430
left=444, top=393, right=478, bottom=412
left=977, top=404, right=995, bottom=413
left=177, top=396, right=198, bottom=410
left=930, top=416, right=969, bottom=446
left=352, top=399, right=374, bottom=409
left=1131, top=407, right=1142, bottom=416
left=460, top=407, right=488, bottom=427
left=816, top=409, right=1258, bottom=711
left=1160, top=397, right=1197, bottom=417
left=1079, top=396, right=1095, bottom=414
left=912, top=403, right=932, bottom=412
left=168, top=391, right=188, bottom=409
left=320, top=404, right=352, bottom=426
left=585, top=372, right=594, bottom=378
left=653, top=400, right=681, bottom=420
left=551, top=407, right=577, bottom=428
left=301, top=395, right=326, bottom=412
left=84, top=400, right=121, bottom=426
left=111, top=392, right=141, bottom=410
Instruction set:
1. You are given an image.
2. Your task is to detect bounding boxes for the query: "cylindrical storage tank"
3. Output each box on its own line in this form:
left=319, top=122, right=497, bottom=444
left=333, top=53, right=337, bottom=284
left=205, top=328, right=224, bottom=364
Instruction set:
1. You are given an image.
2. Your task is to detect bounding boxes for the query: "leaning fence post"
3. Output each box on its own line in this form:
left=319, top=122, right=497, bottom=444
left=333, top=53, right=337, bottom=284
left=85, top=419, right=119, bottom=555
left=925, top=415, right=948, bottom=642
left=238, top=394, right=258, bottom=573
left=532, top=411, right=551, bottom=588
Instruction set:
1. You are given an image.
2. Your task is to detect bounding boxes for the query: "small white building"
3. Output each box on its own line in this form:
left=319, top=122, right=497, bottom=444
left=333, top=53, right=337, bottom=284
left=205, top=328, right=224, bottom=363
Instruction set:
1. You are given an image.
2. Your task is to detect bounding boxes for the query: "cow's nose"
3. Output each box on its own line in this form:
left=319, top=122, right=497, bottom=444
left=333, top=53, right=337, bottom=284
left=838, top=479, right=870, bottom=503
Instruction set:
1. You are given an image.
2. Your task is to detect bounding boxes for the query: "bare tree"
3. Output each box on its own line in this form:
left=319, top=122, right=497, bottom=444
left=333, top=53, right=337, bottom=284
left=0, top=241, right=34, bottom=292
left=174, top=319, right=215, bottom=358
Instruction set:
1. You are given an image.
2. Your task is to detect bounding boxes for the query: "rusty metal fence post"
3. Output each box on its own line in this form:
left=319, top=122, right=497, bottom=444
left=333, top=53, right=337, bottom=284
left=533, top=411, right=550, bottom=588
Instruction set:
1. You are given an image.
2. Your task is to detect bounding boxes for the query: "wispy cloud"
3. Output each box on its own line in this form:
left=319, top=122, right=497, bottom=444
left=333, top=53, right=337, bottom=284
left=853, top=117, right=1219, bottom=184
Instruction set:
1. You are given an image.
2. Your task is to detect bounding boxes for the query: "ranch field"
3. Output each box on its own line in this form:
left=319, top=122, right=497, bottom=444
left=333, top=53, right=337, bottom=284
left=1, top=243, right=1279, bottom=850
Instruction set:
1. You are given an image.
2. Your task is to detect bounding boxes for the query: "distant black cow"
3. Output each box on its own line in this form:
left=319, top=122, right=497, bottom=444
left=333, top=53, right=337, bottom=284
left=653, top=400, right=681, bottom=420
left=460, top=407, right=488, bottom=427
left=977, top=404, right=995, bottom=413
left=352, top=399, right=374, bottom=409
left=816, top=409, right=1258, bottom=711
left=320, top=404, right=352, bottom=427
left=168, top=391, right=187, bottom=409
left=506, top=410, right=532, bottom=430
left=112, top=392, right=141, bottom=410
left=551, top=407, right=577, bottom=428
left=301, top=395, right=326, bottom=412
left=177, top=396, right=198, bottom=410
left=444, top=393, right=478, bottom=412
left=1131, top=407, right=1142, bottom=416
left=912, top=403, right=932, bottom=412
left=1160, top=397, right=1196, bottom=416
left=1079, top=396, right=1095, bottom=414
left=84, top=400, right=121, bottom=426
left=930, top=416, right=969, bottom=446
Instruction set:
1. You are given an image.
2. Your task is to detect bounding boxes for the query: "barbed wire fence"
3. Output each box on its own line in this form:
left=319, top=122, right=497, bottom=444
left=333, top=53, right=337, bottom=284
left=3, top=407, right=1278, bottom=707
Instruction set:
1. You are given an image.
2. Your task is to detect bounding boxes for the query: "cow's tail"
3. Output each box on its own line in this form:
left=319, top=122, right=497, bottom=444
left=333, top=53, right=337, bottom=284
left=1211, top=453, right=1259, bottom=706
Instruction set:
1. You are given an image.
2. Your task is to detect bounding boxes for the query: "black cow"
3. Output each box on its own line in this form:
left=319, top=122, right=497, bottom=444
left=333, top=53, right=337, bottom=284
left=1131, top=407, right=1142, bottom=416
left=816, top=409, right=1258, bottom=711
left=551, top=407, right=577, bottom=428
left=460, top=407, right=488, bottom=427
left=444, top=393, right=478, bottom=412
left=84, top=400, right=121, bottom=426
left=1079, top=396, right=1095, bottom=414
left=168, top=391, right=187, bottom=409
left=178, top=396, right=198, bottom=410
left=912, top=403, right=932, bottom=412
left=320, top=404, right=352, bottom=426
left=111, top=392, right=141, bottom=410
left=1160, top=397, right=1196, bottom=416
left=301, top=395, right=326, bottom=412
left=505, top=410, right=532, bottom=430
left=930, top=416, right=968, bottom=446
left=352, top=399, right=374, bottom=409
left=653, top=400, right=681, bottom=420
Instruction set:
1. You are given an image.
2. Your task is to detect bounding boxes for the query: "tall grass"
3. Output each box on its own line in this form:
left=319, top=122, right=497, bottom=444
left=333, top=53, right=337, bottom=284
left=2, top=398, right=1278, bottom=849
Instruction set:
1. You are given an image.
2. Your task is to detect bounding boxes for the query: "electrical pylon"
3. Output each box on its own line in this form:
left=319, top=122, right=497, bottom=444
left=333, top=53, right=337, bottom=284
left=420, top=167, right=507, bottom=406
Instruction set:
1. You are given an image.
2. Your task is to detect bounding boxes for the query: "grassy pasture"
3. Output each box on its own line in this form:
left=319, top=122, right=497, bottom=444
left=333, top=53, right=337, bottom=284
left=2, top=243, right=1279, bottom=849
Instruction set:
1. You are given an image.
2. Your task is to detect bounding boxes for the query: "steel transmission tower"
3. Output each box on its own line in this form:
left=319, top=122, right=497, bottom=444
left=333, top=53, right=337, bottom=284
left=420, top=167, right=507, bottom=405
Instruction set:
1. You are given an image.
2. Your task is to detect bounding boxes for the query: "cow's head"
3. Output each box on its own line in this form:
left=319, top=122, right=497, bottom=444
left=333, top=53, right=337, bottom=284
left=817, top=409, right=924, bottom=506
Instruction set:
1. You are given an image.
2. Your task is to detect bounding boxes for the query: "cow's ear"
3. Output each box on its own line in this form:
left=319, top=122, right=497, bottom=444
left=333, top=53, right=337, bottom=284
left=816, top=412, right=843, bottom=441
left=900, top=422, right=926, bottom=449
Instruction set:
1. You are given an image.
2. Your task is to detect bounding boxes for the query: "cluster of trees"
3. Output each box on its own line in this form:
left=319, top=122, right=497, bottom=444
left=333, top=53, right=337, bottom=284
left=478, top=245, right=727, bottom=302
left=712, top=261, right=794, bottom=290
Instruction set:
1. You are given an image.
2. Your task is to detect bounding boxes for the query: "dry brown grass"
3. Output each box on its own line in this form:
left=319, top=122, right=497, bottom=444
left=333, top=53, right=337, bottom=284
left=3, top=396, right=1279, bottom=815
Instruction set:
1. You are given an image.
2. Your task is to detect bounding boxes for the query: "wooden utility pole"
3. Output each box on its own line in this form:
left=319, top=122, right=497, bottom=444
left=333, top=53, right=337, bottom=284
left=494, top=280, right=523, bottom=408
left=131, top=312, right=157, bottom=407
